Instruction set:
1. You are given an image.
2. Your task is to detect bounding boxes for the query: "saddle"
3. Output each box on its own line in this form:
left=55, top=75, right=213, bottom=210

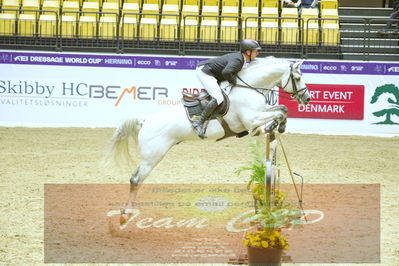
left=181, top=90, right=248, bottom=141
left=182, top=90, right=229, bottom=121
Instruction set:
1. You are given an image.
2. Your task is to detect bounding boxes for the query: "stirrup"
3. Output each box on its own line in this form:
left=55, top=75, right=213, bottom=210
left=198, top=120, right=210, bottom=139
left=198, top=129, right=206, bottom=139
left=194, top=125, right=206, bottom=138
left=193, top=124, right=203, bottom=135
left=192, top=120, right=207, bottom=139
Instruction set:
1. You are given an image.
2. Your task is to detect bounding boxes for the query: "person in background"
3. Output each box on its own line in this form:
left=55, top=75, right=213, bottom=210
left=283, top=0, right=301, bottom=8
left=284, top=0, right=319, bottom=14
left=378, top=2, right=399, bottom=33
left=301, top=0, right=319, bottom=9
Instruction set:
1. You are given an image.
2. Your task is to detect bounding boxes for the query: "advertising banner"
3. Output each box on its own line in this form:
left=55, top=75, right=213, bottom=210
left=0, top=64, right=201, bottom=127
left=279, top=84, right=365, bottom=120
left=1, top=50, right=398, bottom=136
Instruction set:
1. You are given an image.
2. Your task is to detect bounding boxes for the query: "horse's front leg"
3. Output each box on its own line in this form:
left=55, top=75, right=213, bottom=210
left=265, top=105, right=288, bottom=133
left=243, top=108, right=287, bottom=136
left=262, top=104, right=288, bottom=115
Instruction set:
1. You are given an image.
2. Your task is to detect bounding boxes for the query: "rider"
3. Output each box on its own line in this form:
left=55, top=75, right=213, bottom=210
left=193, top=39, right=262, bottom=138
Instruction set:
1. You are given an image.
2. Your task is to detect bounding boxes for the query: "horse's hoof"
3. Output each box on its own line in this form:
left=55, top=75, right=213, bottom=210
left=120, top=213, right=133, bottom=229
left=120, top=214, right=128, bottom=226
left=278, top=123, right=286, bottom=133
left=119, top=214, right=127, bottom=225
left=269, top=132, right=276, bottom=142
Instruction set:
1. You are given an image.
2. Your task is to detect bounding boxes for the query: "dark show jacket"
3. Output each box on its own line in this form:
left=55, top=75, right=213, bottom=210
left=197, top=52, right=245, bottom=85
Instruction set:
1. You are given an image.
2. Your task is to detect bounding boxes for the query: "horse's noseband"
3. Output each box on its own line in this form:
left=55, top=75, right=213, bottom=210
left=283, top=63, right=308, bottom=102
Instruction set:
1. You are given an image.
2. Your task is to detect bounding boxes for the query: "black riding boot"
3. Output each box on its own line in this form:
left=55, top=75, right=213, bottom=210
left=192, top=98, right=218, bottom=139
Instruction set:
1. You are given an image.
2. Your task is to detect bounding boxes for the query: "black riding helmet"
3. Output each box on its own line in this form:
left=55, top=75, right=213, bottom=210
left=240, top=39, right=261, bottom=52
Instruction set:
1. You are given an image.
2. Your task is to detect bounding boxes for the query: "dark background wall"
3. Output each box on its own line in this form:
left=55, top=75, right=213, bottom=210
left=339, top=0, right=392, bottom=7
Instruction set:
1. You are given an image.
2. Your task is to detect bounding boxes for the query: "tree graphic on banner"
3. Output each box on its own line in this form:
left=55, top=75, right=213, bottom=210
left=370, top=84, right=399, bottom=125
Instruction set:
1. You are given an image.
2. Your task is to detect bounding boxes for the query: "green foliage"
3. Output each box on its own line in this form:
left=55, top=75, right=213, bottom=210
left=250, top=205, right=302, bottom=229
left=235, top=140, right=266, bottom=190
left=236, top=140, right=303, bottom=230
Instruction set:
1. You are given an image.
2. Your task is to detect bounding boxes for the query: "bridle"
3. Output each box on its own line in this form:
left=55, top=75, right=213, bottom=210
left=235, top=62, right=308, bottom=104
left=280, top=63, right=309, bottom=103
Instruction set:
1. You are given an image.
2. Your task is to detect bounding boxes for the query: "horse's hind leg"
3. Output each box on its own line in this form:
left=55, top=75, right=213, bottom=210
left=129, top=158, right=155, bottom=201
left=120, top=136, right=176, bottom=226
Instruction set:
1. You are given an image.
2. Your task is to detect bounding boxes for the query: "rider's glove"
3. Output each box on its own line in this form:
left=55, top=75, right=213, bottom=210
left=229, top=77, right=237, bottom=86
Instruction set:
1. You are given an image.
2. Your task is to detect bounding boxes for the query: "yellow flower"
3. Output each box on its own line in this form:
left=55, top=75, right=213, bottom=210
left=244, top=229, right=290, bottom=250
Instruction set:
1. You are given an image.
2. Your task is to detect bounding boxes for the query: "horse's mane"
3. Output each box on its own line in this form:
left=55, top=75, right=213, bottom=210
left=255, top=56, right=287, bottom=64
left=239, top=56, right=290, bottom=78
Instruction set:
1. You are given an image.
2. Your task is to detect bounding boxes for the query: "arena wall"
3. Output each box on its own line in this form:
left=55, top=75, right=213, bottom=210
left=1, top=50, right=398, bottom=136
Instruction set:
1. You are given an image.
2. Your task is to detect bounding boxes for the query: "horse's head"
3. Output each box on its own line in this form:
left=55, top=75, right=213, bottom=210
left=281, top=61, right=311, bottom=105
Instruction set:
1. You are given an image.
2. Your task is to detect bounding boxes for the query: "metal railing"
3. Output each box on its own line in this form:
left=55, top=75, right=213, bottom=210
left=59, top=10, right=120, bottom=51
left=119, top=12, right=181, bottom=53
left=367, top=18, right=399, bottom=58
left=0, top=9, right=59, bottom=50
left=303, top=17, right=341, bottom=59
left=1, top=9, right=398, bottom=60
left=180, top=14, right=242, bottom=54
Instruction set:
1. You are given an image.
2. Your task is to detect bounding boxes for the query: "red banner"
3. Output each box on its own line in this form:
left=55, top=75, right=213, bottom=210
left=279, top=84, right=364, bottom=120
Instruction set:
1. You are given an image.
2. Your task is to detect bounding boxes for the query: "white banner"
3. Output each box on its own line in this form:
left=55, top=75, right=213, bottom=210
left=1, top=51, right=398, bottom=136
left=285, top=74, right=399, bottom=136
left=1, top=64, right=201, bottom=127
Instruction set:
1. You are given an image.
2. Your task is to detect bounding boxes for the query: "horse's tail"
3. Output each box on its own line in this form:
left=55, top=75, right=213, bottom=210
left=109, top=117, right=144, bottom=170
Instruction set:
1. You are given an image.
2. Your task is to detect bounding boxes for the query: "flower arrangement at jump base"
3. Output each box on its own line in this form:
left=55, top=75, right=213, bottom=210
left=236, top=140, right=302, bottom=264
left=242, top=186, right=301, bottom=264
left=251, top=185, right=286, bottom=208
left=243, top=228, right=289, bottom=250
left=242, top=228, right=287, bottom=264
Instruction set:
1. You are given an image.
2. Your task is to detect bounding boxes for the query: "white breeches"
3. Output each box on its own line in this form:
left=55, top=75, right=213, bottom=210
left=196, top=66, right=224, bottom=105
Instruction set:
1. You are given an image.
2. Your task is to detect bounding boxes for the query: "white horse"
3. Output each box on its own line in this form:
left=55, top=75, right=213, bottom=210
left=108, top=57, right=311, bottom=226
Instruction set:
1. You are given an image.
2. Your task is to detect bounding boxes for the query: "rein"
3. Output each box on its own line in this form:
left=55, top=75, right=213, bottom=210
left=235, top=63, right=308, bottom=102
left=235, top=75, right=293, bottom=101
